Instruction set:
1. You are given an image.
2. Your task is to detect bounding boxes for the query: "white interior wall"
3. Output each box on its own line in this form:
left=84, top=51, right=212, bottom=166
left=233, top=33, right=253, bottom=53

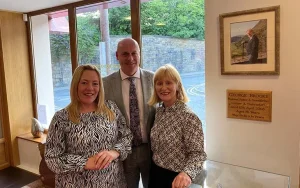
left=31, top=15, right=55, bottom=127
left=206, top=0, right=300, bottom=187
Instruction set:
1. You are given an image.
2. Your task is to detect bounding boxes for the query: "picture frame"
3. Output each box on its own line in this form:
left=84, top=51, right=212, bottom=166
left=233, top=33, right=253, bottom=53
left=219, top=6, right=280, bottom=75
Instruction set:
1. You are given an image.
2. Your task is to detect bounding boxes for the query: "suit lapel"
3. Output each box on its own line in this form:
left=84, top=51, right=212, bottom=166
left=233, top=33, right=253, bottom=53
left=140, top=69, right=153, bottom=133
left=140, top=70, right=152, bottom=108
left=112, top=72, right=127, bottom=122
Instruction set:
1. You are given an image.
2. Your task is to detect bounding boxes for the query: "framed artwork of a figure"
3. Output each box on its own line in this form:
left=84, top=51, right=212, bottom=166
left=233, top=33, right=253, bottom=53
left=219, top=6, right=280, bottom=75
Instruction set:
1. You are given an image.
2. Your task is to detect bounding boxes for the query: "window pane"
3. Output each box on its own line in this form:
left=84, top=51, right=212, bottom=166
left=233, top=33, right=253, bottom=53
left=31, top=10, right=72, bottom=127
left=76, top=1, right=132, bottom=77
left=141, top=0, right=206, bottom=132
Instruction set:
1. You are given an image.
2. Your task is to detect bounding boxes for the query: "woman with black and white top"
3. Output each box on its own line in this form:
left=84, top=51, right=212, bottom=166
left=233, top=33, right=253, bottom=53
left=45, top=64, right=132, bottom=188
left=148, top=64, right=207, bottom=188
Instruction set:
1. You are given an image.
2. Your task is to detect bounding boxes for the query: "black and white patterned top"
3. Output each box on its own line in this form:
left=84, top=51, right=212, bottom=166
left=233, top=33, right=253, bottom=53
left=45, top=100, right=132, bottom=188
left=150, top=100, right=207, bottom=179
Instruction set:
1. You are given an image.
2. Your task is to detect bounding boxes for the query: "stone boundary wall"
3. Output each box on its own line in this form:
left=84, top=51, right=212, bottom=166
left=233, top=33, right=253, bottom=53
left=51, top=35, right=205, bottom=86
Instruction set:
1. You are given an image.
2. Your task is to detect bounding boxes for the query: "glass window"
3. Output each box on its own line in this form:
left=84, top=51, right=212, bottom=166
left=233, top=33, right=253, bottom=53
left=31, top=2, right=133, bottom=128
left=31, top=10, right=71, bottom=127
left=76, top=1, right=132, bottom=77
left=141, top=0, right=206, bottom=132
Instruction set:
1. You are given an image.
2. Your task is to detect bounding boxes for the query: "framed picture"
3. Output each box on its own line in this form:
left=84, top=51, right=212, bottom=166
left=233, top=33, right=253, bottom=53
left=219, top=6, right=280, bottom=75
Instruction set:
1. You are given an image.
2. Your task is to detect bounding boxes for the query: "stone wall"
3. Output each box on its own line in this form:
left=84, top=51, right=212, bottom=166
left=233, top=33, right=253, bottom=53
left=52, top=61, right=72, bottom=87
left=51, top=35, right=205, bottom=86
left=141, top=35, right=205, bottom=73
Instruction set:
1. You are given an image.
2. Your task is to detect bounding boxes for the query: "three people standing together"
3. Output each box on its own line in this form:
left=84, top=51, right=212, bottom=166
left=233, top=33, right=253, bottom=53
left=45, top=38, right=206, bottom=188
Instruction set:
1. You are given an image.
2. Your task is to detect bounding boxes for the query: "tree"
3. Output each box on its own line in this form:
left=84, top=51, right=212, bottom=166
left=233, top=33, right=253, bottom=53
left=109, top=6, right=131, bottom=35
left=50, top=33, right=70, bottom=63
left=76, top=14, right=100, bottom=64
left=141, top=0, right=205, bottom=39
left=107, top=0, right=205, bottom=39
left=50, top=13, right=100, bottom=65
left=50, top=0, right=205, bottom=65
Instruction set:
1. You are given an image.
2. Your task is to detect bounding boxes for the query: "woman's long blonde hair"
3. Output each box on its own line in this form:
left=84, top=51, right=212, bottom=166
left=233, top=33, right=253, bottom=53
left=66, top=64, right=115, bottom=123
left=148, top=64, right=189, bottom=106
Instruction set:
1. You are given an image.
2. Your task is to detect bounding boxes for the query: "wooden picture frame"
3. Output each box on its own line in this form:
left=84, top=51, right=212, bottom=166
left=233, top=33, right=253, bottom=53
left=219, top=6, right=280, bottom=75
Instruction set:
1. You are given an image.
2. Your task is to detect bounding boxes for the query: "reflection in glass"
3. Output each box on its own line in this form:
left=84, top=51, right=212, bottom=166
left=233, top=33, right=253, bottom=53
left=191, top=160, right=290, bottom=188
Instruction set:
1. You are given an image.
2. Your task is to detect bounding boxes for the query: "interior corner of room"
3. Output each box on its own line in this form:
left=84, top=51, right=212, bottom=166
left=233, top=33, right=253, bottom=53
left=0, top=0, right=300, bottom=188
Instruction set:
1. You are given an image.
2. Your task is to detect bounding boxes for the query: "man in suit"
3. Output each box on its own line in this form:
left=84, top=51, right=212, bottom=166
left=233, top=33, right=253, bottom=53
left=246, top=29, right=259, bottom=64
left=102, top=38, right=155, bottom=188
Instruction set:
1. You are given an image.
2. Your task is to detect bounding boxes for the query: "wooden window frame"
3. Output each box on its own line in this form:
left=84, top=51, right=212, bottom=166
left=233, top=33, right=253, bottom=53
left=26, top=0, right=141, bottom=118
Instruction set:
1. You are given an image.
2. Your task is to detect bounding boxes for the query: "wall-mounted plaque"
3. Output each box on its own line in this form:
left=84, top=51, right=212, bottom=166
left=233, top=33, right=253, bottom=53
left=227, top=90, right=272, bottom=122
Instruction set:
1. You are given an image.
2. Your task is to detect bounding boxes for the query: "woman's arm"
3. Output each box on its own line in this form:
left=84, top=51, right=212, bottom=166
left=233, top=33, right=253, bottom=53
left=182, top=113, right=207, bottom=179
left=45, top=112, right=88, bottom=174
left=110, top=101, right=133, bottom=161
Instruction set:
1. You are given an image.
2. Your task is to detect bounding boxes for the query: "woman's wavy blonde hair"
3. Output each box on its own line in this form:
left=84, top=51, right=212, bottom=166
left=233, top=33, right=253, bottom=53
left=148, top=64, right=189, bottom=106
left=66, top=64, right=115, bottom=123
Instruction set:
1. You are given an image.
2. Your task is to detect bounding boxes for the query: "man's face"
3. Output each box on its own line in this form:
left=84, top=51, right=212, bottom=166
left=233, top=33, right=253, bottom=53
left=116, top=40, right=140, bottom=76
left=246, top=30, right=252, bottom=38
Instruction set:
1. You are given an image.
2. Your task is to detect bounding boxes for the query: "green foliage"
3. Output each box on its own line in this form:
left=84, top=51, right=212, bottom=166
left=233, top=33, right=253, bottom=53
left=50, top=34, right=70, bottom=63
left=76, top=14, right=100, bottom=64
left=50, top=13, right=100, bottom=64
left=50, top=0, right=205, bottom=64
left=231, top=43, right=244, bottom=58
left=109, top=6, right=131, bottom=35
left=108, top=0, right=205, bottom=39
left=140, top=0, right=205, bottom=39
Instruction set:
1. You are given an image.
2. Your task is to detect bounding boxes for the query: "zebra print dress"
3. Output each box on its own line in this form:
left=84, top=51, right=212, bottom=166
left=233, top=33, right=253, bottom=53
left=45, top=100, right=132, bottom=188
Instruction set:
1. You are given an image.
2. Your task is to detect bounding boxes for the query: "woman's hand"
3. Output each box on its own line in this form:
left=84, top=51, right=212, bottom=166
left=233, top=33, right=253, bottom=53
left=172, top=172, right=192, bottom=188
left=84, top=156, right=98, bottom=170
left=94, top=150, right=120, bottom=169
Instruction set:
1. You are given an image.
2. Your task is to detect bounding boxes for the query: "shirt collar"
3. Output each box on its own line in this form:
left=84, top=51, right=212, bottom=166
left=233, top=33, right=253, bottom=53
left=120, top=68, right=141, bottom=80
left=158, top=100, right=184, bottom=112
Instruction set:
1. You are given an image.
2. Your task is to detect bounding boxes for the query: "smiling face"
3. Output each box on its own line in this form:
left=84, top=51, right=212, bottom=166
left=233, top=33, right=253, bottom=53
left=116, top=38, right=140, bottom=76
left=155, top=77, right=178, bottom=107
left=77, top=70, right=100, bottom=109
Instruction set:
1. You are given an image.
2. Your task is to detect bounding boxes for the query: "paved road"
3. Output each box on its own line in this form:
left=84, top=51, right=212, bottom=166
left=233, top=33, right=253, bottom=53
left=54, top=71, right=206, bottom=128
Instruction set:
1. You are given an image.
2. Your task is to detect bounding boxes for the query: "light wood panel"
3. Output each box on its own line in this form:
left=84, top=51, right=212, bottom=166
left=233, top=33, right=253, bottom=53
left=0, top=21, right=11, bottom=169
left=0, top=11, right=34, bottom=166
left=17, top=132, right=47, bottom=144
left=0, top=141, right=9, bottom=169
left=0, top=142, right=6, bottom=163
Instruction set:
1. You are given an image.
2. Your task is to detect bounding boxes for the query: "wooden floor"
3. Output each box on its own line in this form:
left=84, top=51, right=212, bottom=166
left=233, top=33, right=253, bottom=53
left=0, top=167, right=39, bottom=188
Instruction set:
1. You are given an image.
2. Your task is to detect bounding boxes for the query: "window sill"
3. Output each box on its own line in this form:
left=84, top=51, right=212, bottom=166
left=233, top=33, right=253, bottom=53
left=17, top=132, right=47, bottom=144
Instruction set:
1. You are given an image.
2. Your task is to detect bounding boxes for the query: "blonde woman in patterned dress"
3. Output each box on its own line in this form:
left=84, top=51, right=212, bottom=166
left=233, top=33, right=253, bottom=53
left=148, top=64, right=207, bottom=188
left=45, top=64, right=132, bottom=188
